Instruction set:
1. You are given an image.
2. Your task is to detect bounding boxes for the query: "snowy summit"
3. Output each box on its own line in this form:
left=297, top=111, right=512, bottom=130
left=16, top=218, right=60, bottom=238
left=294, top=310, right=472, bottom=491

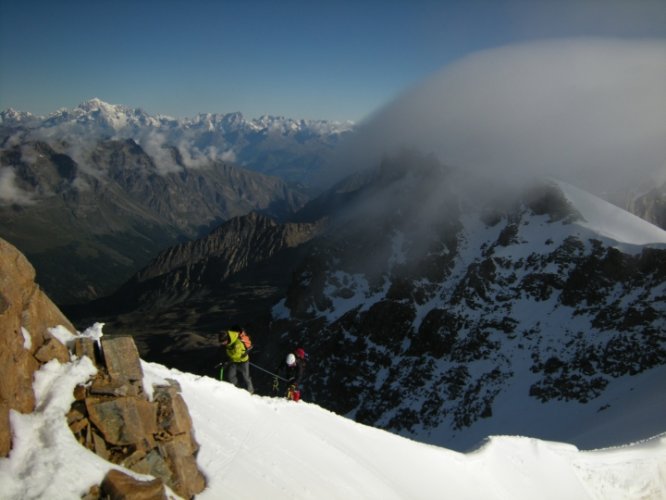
left=555, top=180, right=666, bottom=247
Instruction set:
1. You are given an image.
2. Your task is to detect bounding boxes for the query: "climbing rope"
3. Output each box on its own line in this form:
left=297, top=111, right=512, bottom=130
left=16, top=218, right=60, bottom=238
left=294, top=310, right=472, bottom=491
left=249, top=362, right=289, bottom=382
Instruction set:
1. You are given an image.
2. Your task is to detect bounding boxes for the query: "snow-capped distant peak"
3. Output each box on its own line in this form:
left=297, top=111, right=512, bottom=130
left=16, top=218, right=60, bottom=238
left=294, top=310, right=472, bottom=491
left=554, top=179, right=666, bottom=246
left=0, top=108, right=38, bottom=124
left=2, top=101, right=354, bottom=138
left=77, top=97, right=112, bottom=111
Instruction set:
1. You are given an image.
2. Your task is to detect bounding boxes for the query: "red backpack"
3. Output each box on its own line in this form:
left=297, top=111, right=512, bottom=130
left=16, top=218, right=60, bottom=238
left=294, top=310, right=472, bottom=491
left=238, top=330, right=252, bottom=351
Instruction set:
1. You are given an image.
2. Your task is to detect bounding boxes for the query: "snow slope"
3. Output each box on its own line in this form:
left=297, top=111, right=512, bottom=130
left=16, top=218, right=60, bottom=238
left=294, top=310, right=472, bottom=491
left=270, top=173, right=666, bottom=453
left=555, top=180, right=666, bottom=247
left=1, top=340, right=664, bottom=500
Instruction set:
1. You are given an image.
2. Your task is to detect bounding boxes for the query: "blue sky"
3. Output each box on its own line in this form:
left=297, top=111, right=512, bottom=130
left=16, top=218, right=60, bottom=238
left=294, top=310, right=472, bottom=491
left=1, top=0, right=665, bottom=122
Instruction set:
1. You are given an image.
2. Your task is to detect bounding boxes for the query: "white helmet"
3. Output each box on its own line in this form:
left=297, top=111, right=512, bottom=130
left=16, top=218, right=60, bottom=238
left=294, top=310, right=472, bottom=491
left=286, top=353, right=296, bottom=366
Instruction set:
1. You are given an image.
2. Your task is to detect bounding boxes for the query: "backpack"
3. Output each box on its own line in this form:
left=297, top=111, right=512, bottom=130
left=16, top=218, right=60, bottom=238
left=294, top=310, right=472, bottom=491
left=294, top=347, right=307, bottom=361
left=238, top=330, right=252, bottom=351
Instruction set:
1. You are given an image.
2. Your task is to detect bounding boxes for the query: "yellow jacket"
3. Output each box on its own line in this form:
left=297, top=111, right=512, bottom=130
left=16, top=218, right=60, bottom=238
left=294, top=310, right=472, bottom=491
left=225, top=330, right=249, bottom=363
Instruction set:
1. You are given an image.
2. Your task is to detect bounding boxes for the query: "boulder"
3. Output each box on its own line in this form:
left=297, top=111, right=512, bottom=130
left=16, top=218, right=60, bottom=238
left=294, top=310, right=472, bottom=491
left=0, top=401, right=9, bottom=456
left=72, top=339, right=206, bottom=498
left=34, top=337, right=70, bottom=364
left=0, top=237, right=74, bottom=457
left=74, top=337, right=99, bottom=366
left=101, top=337, right=145, bottom=392
left=153, top=384, right=194, bottom=436
left=100, top=469, right=167, bottom=500
left=129, top=450, right=172, bottom=486
left=86, top=397, right=158, bottom=448
left=160, top=435, right=206, bottom=499
left=0, top=238, right=206, bottom=497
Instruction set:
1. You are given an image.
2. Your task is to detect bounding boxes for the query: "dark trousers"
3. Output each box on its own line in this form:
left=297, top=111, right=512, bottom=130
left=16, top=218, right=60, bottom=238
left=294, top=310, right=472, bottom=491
left=226, top=361, right=254, bottom=393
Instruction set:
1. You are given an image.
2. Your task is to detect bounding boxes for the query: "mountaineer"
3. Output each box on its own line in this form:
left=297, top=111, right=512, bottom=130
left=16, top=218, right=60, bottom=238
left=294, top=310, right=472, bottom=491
left=219, top=326, right=254, bottom=393
left=275, top=347, right=307, bottom=401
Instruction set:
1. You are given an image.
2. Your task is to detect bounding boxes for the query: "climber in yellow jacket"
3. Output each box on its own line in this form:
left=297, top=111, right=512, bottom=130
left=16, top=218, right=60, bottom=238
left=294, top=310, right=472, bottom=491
left=219, top=328, right=254, bottom=393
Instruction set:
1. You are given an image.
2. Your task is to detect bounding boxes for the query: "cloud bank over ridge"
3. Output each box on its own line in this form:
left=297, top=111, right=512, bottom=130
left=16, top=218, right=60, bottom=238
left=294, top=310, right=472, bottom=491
left=335, top=38, right=666, bottom=195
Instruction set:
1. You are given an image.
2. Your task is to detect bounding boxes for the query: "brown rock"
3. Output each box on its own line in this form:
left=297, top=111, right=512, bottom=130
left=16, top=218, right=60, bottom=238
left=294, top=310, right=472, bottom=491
left=130, top=449, right=172, bottom=485
left=164, top=432, right=199, bottom=458
left=22, top=289, right=75, bottom=348
left=67, top=401, right=87, bottom=422
left=0, top=348, right=39, bottom=413
left=92, top=430, right=109, bottom=460
left=0, top=238, right=76, bottom=457
left=121, top=447, right=148, bottom=468
left=86, top=397, right=157, bottom=447
left=82, top=484, right=101, bottom=500
left=34, top=337, right=70, bottom=364
left=160, top=437, right=206, bottom=498
left=0, top=237, right=75, bottom=345
left=69, top=416, right=89, bottom=435
left=164, top=378, right=182, bottom=392
left=74, top=337, right=98, bottom=366
left=0, top=291, right=8, bottom=314
left=101, top=469, right=167, bottom=500
left=153, top=385, right=194, bottom=436
left=0, top=401, right=10, bottom=457
left=90, top=378, right=138, bottom=398
left=101, top=337, right=144, bottom=391
left=73, top=384, right=87, bottom=401
left=167, top=393, right=194, bottom=437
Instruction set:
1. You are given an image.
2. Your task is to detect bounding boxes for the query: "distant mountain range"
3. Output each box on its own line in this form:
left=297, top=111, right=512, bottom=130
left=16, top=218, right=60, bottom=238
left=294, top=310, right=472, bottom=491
left=0, top=98, right=354, bottom=186
left=0, top=99, right=354, bottom=303
left=66, top=150, right=666, bottom=451
left=1, top=98, right=663, bottom=313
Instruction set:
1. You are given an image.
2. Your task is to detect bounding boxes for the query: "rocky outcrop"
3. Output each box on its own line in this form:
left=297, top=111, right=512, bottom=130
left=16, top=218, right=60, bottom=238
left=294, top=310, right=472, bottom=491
left=68, top=336, right=206, bottom=499
left=0, top=237, right=75, bottom=456
left=100, top=469, right=167, bottom=500
left=0, top=238, right=206, bottom=498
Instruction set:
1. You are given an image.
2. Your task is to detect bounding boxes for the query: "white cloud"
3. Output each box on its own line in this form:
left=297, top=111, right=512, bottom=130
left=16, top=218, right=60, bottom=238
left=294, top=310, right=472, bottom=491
left=0, top=168, right=35, bottom=206
left=341, top=38, right=666, bottom=196
left=138, top=130, right=183, bottom=175
left=220, top=148, right=236, bottom=163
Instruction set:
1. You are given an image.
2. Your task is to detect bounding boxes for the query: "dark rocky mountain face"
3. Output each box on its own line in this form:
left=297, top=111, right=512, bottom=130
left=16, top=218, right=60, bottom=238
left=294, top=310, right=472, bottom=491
left=267, top=153, right=666, bottom=450
left=0, top=139, right=308, bottom=304
left=66, top=212, right=323, bottom=378
left=65, top=151, right=665, bottom=450
left=86, top=211, right=323, bottom=314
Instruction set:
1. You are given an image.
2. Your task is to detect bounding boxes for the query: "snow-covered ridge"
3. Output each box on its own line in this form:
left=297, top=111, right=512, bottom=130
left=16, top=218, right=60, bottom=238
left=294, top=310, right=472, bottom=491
left=0, top=108, right=36, bottom=124
left=555, top=179, right=666, bottom=246
left=273, top=158, right=666, bottom=452
left=2, top=336, right=664, bottom=500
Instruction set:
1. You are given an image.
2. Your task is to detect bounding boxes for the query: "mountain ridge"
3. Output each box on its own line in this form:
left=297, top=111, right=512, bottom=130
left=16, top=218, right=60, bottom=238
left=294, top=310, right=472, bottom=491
left=66, top=152, right=666, bottom=453
left=1, top=98, right=355, bottom=133
left=266, top=153, right=666, bottom=450
left=0, top=135, right=309, bottom=304
left=0, top=98, right=353, bottom=184
left=0, top=99, right=359, bottom=304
